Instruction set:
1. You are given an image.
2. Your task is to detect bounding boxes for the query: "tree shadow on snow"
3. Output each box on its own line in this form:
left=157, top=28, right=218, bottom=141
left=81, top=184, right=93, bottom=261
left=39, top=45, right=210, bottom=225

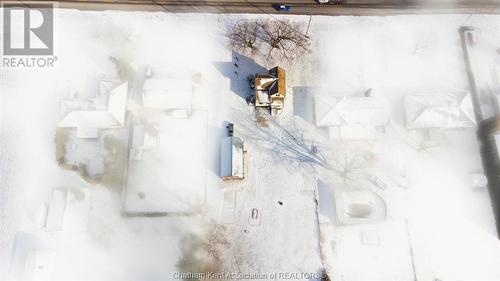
left=235, top=111, right=330, bottom=172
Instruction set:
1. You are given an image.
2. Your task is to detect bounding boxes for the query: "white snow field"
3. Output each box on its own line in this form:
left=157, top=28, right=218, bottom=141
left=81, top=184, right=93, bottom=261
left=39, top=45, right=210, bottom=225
left=0, top=8, right=500, bottom=281
left=124, top=110, right=208, bottom=214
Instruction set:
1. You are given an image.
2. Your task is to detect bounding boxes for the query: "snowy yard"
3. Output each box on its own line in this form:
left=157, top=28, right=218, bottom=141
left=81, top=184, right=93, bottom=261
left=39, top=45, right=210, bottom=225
left=0, top=8, right=500, bottom=281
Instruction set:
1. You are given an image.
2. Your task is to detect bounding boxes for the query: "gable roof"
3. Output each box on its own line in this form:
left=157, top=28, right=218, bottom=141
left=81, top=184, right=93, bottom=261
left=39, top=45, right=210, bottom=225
left=404, top=93, right=476, bottom=129
left=315, top=95, right=390, bottom=127
left=220, top=136, right=244, bottom=179
left=57, top=81, right=128, bottom=137
left=255, top=76, right=277, bottom=90
left=269, top=66, right=286, bottom=97
left=255, top=66, right=286, bottom=101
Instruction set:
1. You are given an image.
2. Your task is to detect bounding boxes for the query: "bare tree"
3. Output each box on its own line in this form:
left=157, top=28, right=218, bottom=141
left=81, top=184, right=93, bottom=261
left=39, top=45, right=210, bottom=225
left=321, top=269, right=331, bottom=281
left=203, top=220, right=230, bottom=268
left=175, top=220, right=231, bottom=279
left=330, top=151, right=366, bottom=183
left=260, top=19, right=310, bottom=62
left=228, top=21, right=261, bottom=55
left=227, top=19, right=310, bottom=63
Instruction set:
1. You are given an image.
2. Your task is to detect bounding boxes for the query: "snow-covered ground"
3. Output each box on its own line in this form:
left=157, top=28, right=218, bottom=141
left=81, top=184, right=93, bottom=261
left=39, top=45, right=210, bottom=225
left=1, top=9, right=500, bottom=281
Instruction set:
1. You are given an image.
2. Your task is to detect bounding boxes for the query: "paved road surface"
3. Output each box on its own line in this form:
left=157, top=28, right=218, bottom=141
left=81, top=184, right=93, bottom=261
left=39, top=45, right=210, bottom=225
left=42, top=0, right=500, bottom=15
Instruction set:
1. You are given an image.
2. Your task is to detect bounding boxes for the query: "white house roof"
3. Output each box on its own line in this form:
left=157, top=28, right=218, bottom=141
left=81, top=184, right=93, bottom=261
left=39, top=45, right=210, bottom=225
left=57, top=81, right=128, bottom=137
left=131, top=125, right=145, bottom=148
left=315, top=95, right=390, bottom=127
left=256, top=90, right=270, bottom=104
left=142, top=78, right=192, bottom=110
left=220, top=136, right=244, bottom=179
left=106, top=82, right=128, bottom=125
left=404, top=93, right=476, bottom=129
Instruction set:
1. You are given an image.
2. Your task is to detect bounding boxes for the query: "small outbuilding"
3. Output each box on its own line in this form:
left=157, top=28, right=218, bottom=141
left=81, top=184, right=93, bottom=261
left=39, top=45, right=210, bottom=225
left=220, top=136, right=245, bottom=180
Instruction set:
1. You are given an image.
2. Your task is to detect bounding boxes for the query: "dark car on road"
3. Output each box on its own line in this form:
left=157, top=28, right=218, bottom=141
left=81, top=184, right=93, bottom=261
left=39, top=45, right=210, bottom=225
left=272, top=4, right=291, bottom=11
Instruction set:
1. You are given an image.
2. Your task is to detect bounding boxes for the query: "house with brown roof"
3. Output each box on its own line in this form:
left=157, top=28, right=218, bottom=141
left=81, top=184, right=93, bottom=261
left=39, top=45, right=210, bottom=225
left=254, top=66, right=286, bottom=115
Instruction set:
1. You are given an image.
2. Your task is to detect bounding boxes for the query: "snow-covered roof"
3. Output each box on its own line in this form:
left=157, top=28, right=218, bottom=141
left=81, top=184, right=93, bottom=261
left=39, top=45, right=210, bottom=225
left=255, top=76, right=277, bottom=90
left=131, top=125, right=145, bottom=148
left=254, top=67, right=286, bottom=107
left=123, top=111, right=207, bottom=214
left=404, top=93, right=476, bottom=129
left=220, top=136, right=244, bottom=179
left=76, top=127, right=99, bottom=139
left=57, top=81, right=128, bottom=138
left=256, top=90, right=269, bottom=104
left=142, top=78, right=192, bottom=110
left=315, top=95, right=390, bottom=127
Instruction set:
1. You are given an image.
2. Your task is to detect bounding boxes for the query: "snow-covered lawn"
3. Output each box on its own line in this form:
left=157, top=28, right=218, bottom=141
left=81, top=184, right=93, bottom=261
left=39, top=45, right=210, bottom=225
left=0, top=9, right=500, bottom=281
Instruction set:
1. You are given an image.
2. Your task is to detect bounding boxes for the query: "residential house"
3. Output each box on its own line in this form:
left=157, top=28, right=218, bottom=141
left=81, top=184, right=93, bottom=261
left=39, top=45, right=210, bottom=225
left=314, top=95, right=390, bottom=140
left=254, top=66, right=286, bottom=115
left=404, top=92, right=476, bottom=129
left=57, top=80, right=128, bottom=138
